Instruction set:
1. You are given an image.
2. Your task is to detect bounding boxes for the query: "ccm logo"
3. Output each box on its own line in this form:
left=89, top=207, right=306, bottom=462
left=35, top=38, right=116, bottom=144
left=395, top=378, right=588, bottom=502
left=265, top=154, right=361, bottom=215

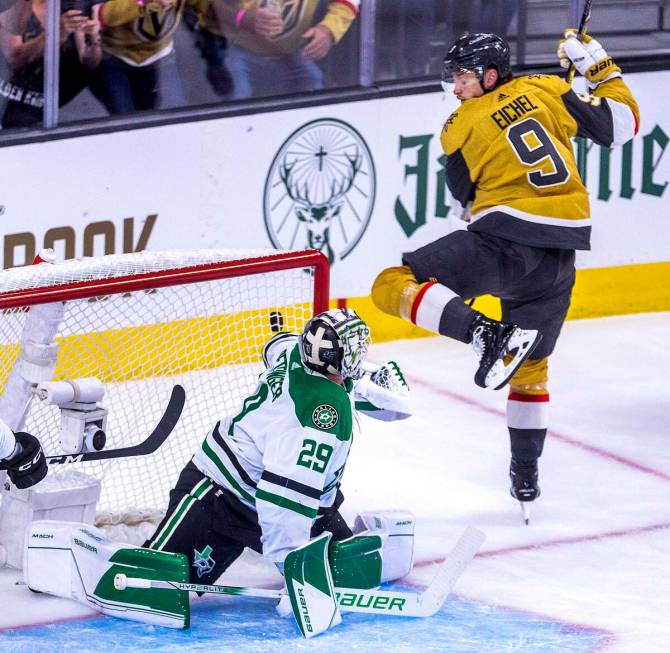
left=18, top=450, right=42, bottom=472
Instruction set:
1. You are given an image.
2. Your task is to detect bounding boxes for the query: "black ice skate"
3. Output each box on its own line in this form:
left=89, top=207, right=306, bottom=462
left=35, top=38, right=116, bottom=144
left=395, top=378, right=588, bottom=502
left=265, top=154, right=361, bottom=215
left=509, top=457, right=541, bottom=525
left=469, top=315, right=542, bottom=390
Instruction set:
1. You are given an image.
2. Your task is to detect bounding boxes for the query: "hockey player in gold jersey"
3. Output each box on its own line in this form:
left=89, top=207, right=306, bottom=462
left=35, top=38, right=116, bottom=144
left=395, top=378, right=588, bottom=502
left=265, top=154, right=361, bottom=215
left=372, top=31, right=639, bottom=519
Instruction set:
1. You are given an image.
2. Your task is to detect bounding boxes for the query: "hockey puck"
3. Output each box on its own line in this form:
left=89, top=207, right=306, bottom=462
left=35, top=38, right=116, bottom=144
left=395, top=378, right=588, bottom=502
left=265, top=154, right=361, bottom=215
left=269, top=311, right=284, bottom=333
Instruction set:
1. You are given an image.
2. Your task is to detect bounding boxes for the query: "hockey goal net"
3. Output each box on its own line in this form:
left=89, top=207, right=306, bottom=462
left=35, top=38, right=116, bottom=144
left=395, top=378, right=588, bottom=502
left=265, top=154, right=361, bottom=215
left=0, top=248, right=329, bottom=525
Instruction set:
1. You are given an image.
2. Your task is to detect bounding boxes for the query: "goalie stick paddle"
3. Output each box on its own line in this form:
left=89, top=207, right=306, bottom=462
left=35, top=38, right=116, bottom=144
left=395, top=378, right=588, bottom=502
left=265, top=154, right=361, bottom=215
left=46, top=384, right=186, bottom=465
left=567, top=0, right=594, bottom=84
left=113, top=525, right=485, bottom=620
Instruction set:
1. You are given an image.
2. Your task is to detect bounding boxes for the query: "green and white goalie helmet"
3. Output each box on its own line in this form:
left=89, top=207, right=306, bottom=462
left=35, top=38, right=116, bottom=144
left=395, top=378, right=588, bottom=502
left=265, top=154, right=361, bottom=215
left=299, top=308, right=371, bottom=380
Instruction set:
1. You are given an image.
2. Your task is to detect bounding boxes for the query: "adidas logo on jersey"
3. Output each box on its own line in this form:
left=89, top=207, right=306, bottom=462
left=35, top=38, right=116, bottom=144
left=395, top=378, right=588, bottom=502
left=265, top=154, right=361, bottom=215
left=497, top=92, right=509, bottom=101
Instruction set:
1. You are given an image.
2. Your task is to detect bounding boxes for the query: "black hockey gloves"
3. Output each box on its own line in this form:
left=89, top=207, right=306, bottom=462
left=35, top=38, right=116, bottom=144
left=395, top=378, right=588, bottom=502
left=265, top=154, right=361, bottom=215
left=0, top=432, right=48, bottom=489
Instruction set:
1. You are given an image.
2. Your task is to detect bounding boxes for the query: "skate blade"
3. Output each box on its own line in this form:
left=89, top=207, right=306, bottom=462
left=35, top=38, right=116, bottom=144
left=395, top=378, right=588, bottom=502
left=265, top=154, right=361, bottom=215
left=519, top=501, right=531, bottom=525
left=486, top=329, right=542, bottom=390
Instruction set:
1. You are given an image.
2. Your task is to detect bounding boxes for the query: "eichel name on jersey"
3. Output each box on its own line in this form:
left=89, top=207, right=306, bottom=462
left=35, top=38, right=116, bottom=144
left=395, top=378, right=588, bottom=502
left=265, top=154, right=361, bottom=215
left=442, top=74, right=640, bottom=251
left=192, top=332, right=405, bottom=564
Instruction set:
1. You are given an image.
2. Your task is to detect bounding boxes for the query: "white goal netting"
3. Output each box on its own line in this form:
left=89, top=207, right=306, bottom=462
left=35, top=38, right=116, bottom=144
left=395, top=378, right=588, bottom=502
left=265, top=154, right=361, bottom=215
left=0, top=248, right=327, bottom=523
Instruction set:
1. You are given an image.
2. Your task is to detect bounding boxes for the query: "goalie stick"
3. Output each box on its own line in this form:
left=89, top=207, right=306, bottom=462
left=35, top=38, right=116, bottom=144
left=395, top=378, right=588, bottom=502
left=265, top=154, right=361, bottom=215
left=45, top=384, right=185, bottom=465
left=113, top=526, right=485, bottom=619
left=566, top=0, right=594, bottom=84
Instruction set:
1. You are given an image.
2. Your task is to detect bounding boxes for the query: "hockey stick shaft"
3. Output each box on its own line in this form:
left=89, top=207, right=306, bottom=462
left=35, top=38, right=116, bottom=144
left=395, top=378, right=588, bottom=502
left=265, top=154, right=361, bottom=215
left=567, top=0, right=594, bottom=83
left=115, top=573, right=423, bottom=616
left=114, top=575, right=282, bottom=599
left=46, top=384, right=185, bottom=464
left=114, top=526, right=485, bottom=619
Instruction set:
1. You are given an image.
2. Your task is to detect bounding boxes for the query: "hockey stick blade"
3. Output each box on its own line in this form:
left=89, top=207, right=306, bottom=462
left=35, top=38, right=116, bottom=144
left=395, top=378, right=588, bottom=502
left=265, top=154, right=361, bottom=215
left=336, top=526, right=485, bottom=617
left=46, top=384, right=186, bottom=465
left=414, top=526, right=485, bottom=617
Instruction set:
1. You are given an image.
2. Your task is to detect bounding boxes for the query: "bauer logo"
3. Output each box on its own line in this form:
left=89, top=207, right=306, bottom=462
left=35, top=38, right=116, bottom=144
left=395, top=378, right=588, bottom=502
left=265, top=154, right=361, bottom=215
left=263, top=118, right=376, bottom=265
left=312, top=404, right=338, bottom=430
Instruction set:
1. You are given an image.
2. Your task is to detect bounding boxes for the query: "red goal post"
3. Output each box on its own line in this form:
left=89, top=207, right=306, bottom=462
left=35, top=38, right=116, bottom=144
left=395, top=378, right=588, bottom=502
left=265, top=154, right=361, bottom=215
left=0, top=248, right=329, bottom=523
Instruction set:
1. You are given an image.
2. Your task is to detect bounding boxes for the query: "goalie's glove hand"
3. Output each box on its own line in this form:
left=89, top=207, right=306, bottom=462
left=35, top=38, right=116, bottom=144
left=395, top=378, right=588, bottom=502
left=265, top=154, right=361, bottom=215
left=0, top=432, right=47, bottom=489
left=370, top=361, right=410, bottom=393
left=557, top=29, right=621, bottom=88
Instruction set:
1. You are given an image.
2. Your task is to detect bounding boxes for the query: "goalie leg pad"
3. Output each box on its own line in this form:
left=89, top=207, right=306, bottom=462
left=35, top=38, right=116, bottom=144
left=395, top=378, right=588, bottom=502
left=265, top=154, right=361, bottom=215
left=284, top=532, right=342, bottom=638
left=25, top=520, right=190, bottom=628
left=353, top=510, right=415, bottom=583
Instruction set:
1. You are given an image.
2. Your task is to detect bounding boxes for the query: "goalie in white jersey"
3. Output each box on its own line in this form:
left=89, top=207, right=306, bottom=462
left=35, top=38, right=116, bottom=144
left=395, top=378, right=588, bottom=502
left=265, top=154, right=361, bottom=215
left=145, top=308, right=415, bottom=590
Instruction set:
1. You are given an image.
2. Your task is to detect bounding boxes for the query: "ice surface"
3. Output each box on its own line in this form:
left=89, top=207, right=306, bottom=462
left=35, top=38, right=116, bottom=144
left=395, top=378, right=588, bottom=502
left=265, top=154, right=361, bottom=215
left=1, top=313, right=668, bottom=653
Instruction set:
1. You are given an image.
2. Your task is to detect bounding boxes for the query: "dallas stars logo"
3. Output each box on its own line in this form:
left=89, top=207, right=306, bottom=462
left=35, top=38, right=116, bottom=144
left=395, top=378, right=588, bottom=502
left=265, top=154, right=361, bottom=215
left=193, top=545, right=215, bottom=578
left=312, top=404, right=338, bottom=430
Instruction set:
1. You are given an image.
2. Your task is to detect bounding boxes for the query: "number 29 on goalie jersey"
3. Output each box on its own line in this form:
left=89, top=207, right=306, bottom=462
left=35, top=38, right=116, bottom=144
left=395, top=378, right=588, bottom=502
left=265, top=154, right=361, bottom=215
left=193, top=334, right=357, bottom=563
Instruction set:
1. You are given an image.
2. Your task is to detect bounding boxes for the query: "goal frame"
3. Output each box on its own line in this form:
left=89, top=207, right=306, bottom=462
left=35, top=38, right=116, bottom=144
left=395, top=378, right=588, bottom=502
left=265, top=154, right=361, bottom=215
left=0, top=250, right=330, bottom=312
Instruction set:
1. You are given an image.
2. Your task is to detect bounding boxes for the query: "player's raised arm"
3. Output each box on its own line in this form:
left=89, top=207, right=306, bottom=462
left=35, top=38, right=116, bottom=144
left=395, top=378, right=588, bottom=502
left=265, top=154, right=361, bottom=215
left=558, top=29, right=640, bottom=146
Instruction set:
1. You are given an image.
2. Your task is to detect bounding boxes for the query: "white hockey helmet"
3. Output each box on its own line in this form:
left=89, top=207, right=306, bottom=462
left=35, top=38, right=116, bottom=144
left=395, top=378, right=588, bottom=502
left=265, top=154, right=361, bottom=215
left=299, top=308, right=371, bottom=379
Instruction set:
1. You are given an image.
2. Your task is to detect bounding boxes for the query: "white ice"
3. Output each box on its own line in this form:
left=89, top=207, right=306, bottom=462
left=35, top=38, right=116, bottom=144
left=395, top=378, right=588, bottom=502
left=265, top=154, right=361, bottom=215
left=1, top=312, right=668, bottom=652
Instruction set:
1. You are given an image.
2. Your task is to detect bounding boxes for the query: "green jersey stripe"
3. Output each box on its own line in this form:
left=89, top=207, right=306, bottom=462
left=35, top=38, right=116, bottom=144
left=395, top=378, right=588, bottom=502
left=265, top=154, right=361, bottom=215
left=150, top=476, right=213, bottom=550
left=354, top=400, right=380, bottom=412
left=256, top=488, right=319, bottom=519
left=212, top=422, right=257, bottom=488
left=260, top=470, right=322, bottom=500
left=202, top=438, right=256, bottom=504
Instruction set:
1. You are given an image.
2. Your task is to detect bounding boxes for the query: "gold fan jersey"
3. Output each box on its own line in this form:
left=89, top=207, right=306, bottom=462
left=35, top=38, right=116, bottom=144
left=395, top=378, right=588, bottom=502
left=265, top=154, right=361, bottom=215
left=441, top=74, right=640, bottom=250
left=221, top=0, right=359, bottom=56
left=99, top=0, right=208, bottom=66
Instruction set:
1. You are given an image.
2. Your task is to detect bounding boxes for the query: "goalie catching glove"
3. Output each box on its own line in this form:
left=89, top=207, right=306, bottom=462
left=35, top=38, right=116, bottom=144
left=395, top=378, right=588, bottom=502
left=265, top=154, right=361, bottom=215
left=0, top=431, right=47, bottom=489
left=355, top=361, right=412, bottom=421
left=557, top=30, right=622, bottom=88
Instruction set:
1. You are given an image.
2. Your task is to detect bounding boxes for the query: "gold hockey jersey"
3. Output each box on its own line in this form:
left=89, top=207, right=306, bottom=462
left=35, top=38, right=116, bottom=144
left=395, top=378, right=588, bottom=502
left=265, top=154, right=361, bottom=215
left=100, top=0, right=208, bottom=66
left=441, top=74, right=640, bottom=250
left=221, top=0, right=359, bottom=56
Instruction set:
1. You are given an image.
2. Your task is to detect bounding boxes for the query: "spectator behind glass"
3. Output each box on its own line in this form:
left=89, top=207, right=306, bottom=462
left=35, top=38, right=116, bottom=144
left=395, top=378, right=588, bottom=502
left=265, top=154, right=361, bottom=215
left=377, top=0, right=435, bottom=79
left=444, top=1, right=519, bottom=45
left=91, top=0, right=207, bottom=114
left=0, top=0, right=101, bottom=128
left=210, top=0, right=359, bottom=100
left=184, top=3, right=234, bottom=98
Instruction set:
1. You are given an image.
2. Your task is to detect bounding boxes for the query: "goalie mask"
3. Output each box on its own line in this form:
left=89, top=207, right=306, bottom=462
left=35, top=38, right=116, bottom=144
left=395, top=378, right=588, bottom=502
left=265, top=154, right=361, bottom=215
left=441, top=32, right=511, bottom=92
left=299, top=309, right=371, bottom=380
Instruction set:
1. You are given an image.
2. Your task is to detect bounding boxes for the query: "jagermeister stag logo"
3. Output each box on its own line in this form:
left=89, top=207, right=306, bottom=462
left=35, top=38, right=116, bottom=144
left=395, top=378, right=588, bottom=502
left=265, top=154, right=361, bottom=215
left=264, top=118, right=376, bottom=264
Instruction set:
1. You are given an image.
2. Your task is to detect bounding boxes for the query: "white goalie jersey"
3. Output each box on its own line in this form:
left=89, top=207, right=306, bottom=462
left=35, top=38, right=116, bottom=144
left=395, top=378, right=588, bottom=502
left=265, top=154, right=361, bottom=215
left=192, top=333, right=411, bottom=563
